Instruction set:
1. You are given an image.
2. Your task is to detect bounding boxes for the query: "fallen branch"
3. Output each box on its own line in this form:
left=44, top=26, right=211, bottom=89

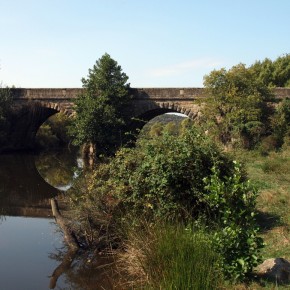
left=50, top=198, right=80, bottom=289
left=50, top=198, right=80, bottom=251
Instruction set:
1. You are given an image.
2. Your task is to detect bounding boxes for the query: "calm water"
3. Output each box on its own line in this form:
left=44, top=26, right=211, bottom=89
left=0, top=150, right=92, bottom=290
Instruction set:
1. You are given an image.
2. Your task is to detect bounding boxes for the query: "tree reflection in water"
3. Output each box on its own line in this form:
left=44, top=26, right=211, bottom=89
left=35, top=148, right=82, bottom=191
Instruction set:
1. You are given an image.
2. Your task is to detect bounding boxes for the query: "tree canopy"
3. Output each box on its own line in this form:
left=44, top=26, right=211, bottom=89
left=202, top=63, right=273, bottom=147
left=249, top=54, right=290, bottom=87
left=69, top=53, right=131, bottom=155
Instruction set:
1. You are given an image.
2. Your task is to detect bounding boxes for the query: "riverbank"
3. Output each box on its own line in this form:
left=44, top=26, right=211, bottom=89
left=62, top=124, right=270, bottom=289
left=223, top=141, right=290, bottom=289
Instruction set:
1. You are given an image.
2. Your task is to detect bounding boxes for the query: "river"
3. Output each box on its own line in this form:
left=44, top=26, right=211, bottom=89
left=0, top=149, right=112, bottom=290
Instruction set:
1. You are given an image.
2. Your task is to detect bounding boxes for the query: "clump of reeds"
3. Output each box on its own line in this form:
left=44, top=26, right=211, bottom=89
left=117, top=221, right=223, bottom=290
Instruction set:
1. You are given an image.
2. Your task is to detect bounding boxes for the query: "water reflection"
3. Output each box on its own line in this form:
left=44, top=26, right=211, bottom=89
left=49, top=249, right=115, bottom=290
left=0, top=216, right=66, bottom=290
left=0, top=153, right=58, bottom=217
left=0, top=150, right=81, bottom=289
left=0, top=150, right=114, bottom=290
left=35, top=149, right=82, bottom=191
left=0, top=149, right=81, bottom=217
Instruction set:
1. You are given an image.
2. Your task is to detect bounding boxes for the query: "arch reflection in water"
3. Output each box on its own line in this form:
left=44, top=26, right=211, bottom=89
left=34, top=149, right=82, bottom=191
left=0, top=149, right=80, bottom=217
left=0, top=149, right=86, bottom=290
left=0, top=153, right=59, bottom=217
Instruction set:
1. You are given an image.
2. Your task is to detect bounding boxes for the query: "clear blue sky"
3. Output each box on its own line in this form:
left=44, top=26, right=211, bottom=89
left=0, top=0, right=289, bottom=88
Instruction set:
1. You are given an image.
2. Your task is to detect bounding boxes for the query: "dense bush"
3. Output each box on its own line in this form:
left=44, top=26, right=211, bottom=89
left=270, top=98, right=290, bottom=147
left=68, top=125, right=263, bottom=281
left=203, top=164, right=264, bottom=281
left=112, top=126, right=235, bottom=219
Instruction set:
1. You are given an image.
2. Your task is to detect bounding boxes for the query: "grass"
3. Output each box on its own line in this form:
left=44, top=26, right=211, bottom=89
left=227, top=144, right=290, bottom=289
left=117, top=222, right=223, bottom=290
left=115, top=145, right=290, bottom=290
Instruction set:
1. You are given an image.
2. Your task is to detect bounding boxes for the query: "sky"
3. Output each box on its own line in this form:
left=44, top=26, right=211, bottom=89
left=0, top=0, right=289, bottom=88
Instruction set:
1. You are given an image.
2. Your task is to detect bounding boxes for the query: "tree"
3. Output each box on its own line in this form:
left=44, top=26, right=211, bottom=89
left=250, top=54, right=290, bottom=87
left=69, top=53, right=131, bottom=155
left=272, top=54, right=290, bottom=87
left=202, top=63, right=273, bottom=148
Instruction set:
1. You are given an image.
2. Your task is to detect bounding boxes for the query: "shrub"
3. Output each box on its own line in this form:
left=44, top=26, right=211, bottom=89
left=270, top=98, right=290, bottom=148
left=68, top=125, right=263, bottom=282
left=113, top=126, right=235, bottom=220
left=203, top=163, right=264, bottom=281
left=259, top=135, right=280, bottom=155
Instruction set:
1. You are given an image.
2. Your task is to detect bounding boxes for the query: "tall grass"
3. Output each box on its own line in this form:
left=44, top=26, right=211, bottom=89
left=231, top=145, right=290, bottom=263
left=118, top=222, right=223, bottom=290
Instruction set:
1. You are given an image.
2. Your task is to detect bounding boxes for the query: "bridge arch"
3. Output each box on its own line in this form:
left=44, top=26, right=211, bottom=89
left=129, top=101, right=201, bottom=137
left=133, top=101, right=200, bottom=125
left=37, top=101, right=73, bottom=117
left=7, top=101, right=72, bottom=151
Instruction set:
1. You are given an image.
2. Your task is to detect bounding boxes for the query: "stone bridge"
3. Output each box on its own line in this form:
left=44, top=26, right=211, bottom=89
left=11, top=87, right=208, bottom=117
left=3, top=87, right=290, bottom=151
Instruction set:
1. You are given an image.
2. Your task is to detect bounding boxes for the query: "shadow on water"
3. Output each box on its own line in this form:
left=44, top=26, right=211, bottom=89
left=0, top=153, right=59, bottom=217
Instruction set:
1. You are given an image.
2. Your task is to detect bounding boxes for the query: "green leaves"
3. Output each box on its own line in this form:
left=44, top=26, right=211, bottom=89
left=203, top=63, right=273, bottom=148
left=250, top=54, right=290, bottom=87
left=113, top=126, right=233, bottom=219
left=203, top=163, right=264, bottom=281
left=69, top=53, right=131, bottom=155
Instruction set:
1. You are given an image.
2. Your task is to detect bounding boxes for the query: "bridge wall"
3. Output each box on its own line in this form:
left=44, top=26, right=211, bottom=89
left=10, top=87, right=290, bottom=100
left=1, top=87, right=289, bottom=151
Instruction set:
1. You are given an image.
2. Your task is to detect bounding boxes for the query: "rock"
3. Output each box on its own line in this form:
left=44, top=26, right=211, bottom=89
left=256, top=258, right=290, bottom=284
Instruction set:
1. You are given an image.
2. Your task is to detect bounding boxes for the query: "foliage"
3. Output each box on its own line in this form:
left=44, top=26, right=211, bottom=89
left=66, top=162, right=120, bottom=248
left=36, top=124, right=60, bottom=149
left=140, top=113, right=188, bottom=138
left=68, top=124, right=264, bottom=282
left=69, top=53, right=131, bottom=155
left=269, top=98, right=290, bottom=148
left=0, top=87, right=12, bottom=145
left=231, top=144, right=290, bottom=284
left=250, top=54, right=290, bottom=87
left=203, top=63, right=273, bottom=148
left=203, top=163, right=264, bottom=281
left=112, top=126, right=235, bottom=220
left=47, top=113, right=72, bottom=144
left=36, top=113, right=73, bottom=149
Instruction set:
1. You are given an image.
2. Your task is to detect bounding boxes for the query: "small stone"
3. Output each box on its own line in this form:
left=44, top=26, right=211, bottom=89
left=256, top=258, right=290, bottom=284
